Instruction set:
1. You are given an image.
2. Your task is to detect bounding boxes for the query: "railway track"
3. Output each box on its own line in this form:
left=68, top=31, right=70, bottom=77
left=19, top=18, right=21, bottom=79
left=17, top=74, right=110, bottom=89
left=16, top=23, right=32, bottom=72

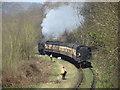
left=89, top=68, right=96, bottom=88
left=74, top=68, right=96, bottom=89
left=74, top=68, right=84, bottom=89
left=35, top=52, right=96, bottom=88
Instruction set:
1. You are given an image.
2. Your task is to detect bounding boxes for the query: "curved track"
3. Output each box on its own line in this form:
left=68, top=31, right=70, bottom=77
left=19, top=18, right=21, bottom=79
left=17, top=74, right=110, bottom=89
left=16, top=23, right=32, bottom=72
left=74, top=68, right=84, bottom=89
left=89, top=68, right=96, bottom=88
left=35, top=52, right=96, bottom=88
left=74, top=68, right=96, bottom=89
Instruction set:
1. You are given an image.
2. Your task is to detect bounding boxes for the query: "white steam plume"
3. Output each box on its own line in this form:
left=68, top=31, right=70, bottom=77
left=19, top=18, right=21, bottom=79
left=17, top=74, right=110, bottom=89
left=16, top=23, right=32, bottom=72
left=41, top=4, right=84, bottom=39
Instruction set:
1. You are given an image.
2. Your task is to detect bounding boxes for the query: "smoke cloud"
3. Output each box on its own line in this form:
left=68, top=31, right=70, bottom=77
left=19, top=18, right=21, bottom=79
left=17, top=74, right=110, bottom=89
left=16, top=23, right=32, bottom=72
left=41, top=4, right=84, bottom=39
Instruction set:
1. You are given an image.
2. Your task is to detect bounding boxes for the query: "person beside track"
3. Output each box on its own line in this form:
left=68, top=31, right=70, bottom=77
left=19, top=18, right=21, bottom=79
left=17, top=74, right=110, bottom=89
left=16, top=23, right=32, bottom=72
left=50, top=54, right=53, bottom=62
left=61, top=66, right=67, bottom=80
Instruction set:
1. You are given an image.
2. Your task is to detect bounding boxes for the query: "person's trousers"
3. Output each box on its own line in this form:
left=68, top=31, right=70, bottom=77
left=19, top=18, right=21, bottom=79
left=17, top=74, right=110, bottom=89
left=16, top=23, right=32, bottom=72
left=62, top=73, right=66, bottom=80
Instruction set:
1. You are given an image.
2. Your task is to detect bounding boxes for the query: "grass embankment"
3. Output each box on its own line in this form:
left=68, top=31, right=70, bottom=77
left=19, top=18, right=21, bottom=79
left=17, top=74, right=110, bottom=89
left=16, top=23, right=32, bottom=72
left=92, top=63, right=116, bottom=88
left=91, top=50, right=118, bottom=88
left=2, top=47, right=51, bottom=88
left=35, top=54, right=79, bottom=88
left=80, top=68, right=93, bottom=88
left=2, top=58, right=52, bottom=88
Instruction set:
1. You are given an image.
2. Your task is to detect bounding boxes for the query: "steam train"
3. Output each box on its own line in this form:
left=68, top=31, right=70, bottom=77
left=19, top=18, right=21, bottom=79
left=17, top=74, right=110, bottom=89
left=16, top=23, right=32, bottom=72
left=38, top=41, right=92, bottom=68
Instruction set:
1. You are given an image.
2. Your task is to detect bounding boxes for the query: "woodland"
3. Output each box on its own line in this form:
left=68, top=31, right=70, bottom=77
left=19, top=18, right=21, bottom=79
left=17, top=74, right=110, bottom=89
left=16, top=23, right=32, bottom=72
left=2, top=2, right=119, bottom=88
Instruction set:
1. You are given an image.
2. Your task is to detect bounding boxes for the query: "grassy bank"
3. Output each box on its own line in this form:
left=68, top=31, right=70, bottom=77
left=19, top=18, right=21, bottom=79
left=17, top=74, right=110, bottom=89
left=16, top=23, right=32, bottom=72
left=92, top=50, right=118, bottom=88
left=80, top=68, right=94, bottom=88
left=35, top=55, right=79, bottom=88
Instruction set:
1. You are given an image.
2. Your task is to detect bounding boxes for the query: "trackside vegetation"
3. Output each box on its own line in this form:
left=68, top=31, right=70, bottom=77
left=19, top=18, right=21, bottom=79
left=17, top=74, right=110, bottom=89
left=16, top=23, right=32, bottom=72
left=2, top=2, right=119, bottom=88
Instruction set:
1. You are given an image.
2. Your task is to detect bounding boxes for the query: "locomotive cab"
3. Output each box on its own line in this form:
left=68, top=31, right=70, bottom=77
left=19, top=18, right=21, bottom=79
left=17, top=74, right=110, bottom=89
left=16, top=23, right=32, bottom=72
left=76, top=46, right=92, bottom=68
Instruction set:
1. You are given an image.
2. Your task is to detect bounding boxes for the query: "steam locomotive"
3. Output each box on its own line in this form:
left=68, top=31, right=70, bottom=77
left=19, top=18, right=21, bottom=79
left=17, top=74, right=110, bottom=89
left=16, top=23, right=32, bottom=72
left=38, top=41, right=92, bottom=68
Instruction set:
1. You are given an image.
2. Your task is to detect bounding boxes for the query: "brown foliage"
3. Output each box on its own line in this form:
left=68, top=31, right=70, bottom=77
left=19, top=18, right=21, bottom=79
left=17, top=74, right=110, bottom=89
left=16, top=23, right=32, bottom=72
left=2, top=59, right=52, bottom=88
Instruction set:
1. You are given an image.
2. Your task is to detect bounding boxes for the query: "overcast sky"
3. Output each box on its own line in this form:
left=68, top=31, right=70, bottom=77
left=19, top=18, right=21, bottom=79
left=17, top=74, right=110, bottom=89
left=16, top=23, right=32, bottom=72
left=1, top=0, right=119, bottom=2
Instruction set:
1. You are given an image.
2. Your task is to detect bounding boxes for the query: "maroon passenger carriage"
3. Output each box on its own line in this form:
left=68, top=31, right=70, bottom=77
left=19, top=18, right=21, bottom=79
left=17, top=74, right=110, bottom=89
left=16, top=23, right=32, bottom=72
left=38, top=41, right=92, bottom=68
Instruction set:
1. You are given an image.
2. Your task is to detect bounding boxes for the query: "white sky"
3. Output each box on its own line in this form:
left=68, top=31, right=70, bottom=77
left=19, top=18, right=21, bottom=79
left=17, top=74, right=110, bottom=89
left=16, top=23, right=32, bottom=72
left=0, top=0, right=119, bottom=2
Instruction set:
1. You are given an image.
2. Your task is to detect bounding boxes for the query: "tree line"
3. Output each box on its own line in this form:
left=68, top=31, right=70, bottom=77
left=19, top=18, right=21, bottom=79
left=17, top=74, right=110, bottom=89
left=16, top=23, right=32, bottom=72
left=2, top=3, right=43, bottom=71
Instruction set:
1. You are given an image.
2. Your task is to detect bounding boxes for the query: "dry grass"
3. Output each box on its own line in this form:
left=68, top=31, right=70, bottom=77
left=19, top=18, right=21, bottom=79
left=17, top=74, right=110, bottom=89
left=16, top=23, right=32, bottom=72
left=2, top=59, right=52, bottom=88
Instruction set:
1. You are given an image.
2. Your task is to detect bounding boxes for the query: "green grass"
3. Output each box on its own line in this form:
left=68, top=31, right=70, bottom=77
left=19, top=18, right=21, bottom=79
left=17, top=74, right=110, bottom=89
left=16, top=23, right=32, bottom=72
left=2, top=86, right=22, bottom=89
left=92, top=62, right=117, bottom=88
left=80, top=68, right=93, bottom=88
left=35, top=57, right=79, bottom=88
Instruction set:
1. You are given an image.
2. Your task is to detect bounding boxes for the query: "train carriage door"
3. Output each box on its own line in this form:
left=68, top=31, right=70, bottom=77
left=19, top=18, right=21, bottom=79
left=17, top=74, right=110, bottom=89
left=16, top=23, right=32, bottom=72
left=72, top=44, right=76, bottom=60
left=49, top=44, right=53, bottom=52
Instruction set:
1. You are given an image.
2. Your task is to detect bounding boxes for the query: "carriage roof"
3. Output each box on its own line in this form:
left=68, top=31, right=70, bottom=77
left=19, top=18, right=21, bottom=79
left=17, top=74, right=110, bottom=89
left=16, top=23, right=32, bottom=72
left=41, top=41, right=85, bottom=49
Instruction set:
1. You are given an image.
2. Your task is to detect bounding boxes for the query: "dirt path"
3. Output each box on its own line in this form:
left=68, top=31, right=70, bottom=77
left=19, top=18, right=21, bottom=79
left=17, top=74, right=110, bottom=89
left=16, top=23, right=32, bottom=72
left=35, top=55, right=79, bottom=88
